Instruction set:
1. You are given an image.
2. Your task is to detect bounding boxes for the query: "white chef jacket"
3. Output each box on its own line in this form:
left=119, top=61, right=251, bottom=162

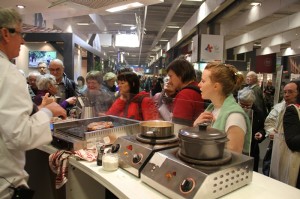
left=0, top=51, right=53, bottom=198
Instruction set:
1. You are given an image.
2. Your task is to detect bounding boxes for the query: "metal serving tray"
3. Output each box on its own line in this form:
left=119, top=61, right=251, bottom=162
left=52, top=115, right=140, bottom=150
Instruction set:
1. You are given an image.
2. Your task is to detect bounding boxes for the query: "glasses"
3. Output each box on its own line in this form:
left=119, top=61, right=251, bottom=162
left=0, top=27, right=26, bottom=38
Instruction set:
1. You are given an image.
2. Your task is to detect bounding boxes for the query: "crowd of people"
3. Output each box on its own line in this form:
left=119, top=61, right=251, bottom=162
left=0, top=7, right=299, bottom=199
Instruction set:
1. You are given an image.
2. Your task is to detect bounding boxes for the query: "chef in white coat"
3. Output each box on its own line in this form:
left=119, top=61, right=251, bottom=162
left=0, top=8, right=66, bottom=199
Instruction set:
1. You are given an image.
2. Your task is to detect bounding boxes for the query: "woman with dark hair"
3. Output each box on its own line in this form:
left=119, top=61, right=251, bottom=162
left=106, top=72, right=159, bottom=121
left=76, top=76, right=87, bottom=95
left=166, top=56, right=204, bottom=127
left=193, top=62, right=251, bottom=155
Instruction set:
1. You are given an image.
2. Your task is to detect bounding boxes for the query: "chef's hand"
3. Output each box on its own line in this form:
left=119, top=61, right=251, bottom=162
left=44, top=102, right=67, bottom=119
left=193, top=111, right=214, bottom=127
left=269, top=129, right=277, bottom=140
left=39, top=93, right=55, bottom=108
left=254, top=132, right=263, bottom=140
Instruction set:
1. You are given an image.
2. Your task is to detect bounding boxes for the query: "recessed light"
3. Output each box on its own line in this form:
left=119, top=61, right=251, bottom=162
left=16, top=5, right=25, bottom=9
left=167, top=25, right=180, bottom=29
left=77, top=22, right=90, bottom=26
left=250, top=2, right=261, bottom=6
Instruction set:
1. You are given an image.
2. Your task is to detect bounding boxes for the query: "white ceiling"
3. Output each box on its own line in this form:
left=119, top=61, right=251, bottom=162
left=2, top=0, right=300, bottom=66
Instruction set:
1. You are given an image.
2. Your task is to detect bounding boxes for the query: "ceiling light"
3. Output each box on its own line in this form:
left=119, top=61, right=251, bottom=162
left=185, top=0, right=203, bottom=1
left=106, top=2, right=144, bottom=13
left=167, top=25, right=180, bottom=29
left=121, top=24, right=135, bottom=27
left=159, top=39, right=168, bottom=42
left=77, top=22, right=90, bottom=26
left=250, top=2, right=261, bottom=6
left=16, top=5, right=25, bottom=9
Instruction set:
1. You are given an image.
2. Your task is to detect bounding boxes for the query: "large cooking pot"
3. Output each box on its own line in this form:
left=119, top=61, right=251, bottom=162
left=141, top=120, right=174, bottom=138
left=178, top=123, right=229, bottom=160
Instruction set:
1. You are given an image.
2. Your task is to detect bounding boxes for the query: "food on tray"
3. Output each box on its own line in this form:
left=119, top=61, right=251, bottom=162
left=87, top=121, right=114, bottom=131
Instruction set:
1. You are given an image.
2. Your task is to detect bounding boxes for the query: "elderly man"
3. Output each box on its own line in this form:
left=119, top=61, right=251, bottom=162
left=0, top=8, right=66, bottom=198
left=246, top=71, right=267, bottom=117
left=27, top=71, right=40, bottom=100
left=37, top=61, right=47, bottom=75
left=48, top=58, right=76, bottom=103
left=263, top=81, right=299, bottom=176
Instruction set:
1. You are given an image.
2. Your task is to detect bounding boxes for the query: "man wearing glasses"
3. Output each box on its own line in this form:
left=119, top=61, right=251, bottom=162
left=48, top=58, right=76, bottom=105
left=0, top=8, right=66, bottom=198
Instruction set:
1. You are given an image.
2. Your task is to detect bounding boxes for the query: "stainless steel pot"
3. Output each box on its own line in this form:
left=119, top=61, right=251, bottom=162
left=140, top=120, right=174, bottom=138
left=178, top=123, right=229, bottom=160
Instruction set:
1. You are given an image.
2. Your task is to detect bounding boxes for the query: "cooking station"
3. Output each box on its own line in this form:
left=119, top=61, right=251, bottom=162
left=141, top=148, right=253, bottom=199
left=51, top=116, right=140, bottom=150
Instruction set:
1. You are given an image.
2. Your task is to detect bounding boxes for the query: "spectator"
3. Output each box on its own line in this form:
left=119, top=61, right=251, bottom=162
left=264, top=80, right=275, bottom=113
left=270, top=80, right=300, bottom=188
left=102, top=72, right=117, bottom=92
left=246, top=71, right=267, bottom=117
left=106, top=72, right=159, bottom=121
left=193, top=62, right=251, bottom=155
left=152, top=76, right=177, bottom=121
left=167, top=56, right=204, bottom=127
left=263, top=81, right=299, bottom=176
left=76, top=76, right=87, bottom=95
left=0, top=8, right=66, bottom=198
left=37, top=62, right=47, bottom=75
left=237, top=87, right=266, bottom=171
left=48, top=59, right=76, bottom=103
left=83, top=71, right=115, bottom=116
left=34, top=74, right=77, bottom=109
left=27, top=71, right=40, bottom=100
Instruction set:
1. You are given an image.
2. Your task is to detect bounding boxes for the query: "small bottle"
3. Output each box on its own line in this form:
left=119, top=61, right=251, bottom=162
left=97, top=145, right=105, bottom=166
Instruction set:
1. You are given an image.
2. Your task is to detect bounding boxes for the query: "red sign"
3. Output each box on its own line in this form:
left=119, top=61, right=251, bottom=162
left=256, top=53, right=276, bottom=73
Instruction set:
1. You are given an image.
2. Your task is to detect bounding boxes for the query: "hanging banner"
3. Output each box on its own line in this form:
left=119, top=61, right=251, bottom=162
left=200, top=34, right=224, bottom=62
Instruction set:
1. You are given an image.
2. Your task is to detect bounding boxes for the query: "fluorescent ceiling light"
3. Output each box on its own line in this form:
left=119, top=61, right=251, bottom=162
left=167, top=25, right=180, bottom=29
left=250, top=2, right=261, bottom=6
left=77, top=22, right=90, bottom=26
left=16, top=5, right=25, bottom=9
left=185, top=0, right=203, bottom=1
left=160, top=39, right=168, bottom=42
left=121, top=24, right=135, bottom=27
left=106, top=2, right=144, bottom=13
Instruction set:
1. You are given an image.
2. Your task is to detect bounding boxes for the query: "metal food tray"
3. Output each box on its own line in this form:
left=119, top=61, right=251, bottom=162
left=52, top=115, right=140, bottom=147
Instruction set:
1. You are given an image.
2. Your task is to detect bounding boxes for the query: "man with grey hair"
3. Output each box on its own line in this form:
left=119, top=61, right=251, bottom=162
left=37, top=61, right=47, bottom=75
left=246, top=71, right=267, bottom=117
left=48, top=59, right=76, bottom=103
left=238, top=87, right=266, bottom=172
left=27, top=71, right=40, bottom=100
left=0, top=8, right=66, bottom=198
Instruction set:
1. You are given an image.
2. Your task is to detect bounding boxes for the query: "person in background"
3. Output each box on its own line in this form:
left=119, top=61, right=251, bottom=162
left=34, top=74, right=77, bottom=109
left=37, top=61, right=47, bottom=75
left=193, top=62, right=251, bottom=155
left=27, top=71, right=40, bottom=100
left=106, top=72, right=159, bottom=121
left=237, top=87, right=266, bottom=171
left=166, top=56, right=204, bottom=127
left=151, top=76, right=163, bottom=97
left=76, top=76, right=87, bottom=95
left=264, top=79, right=275, bottom=113
left=48, top=59, right=76, bottom=103
left=246, top=71, right=267, bottom=117
left=102, top=72, right=117, bottom=93
left=270, top=80, right=300, bottom=188
left=83, top=71, right=115, bottom=116
left=263, top=81, right=299, bottom=176
left=0, top=7, right=66, bottom=199
left=152, top=76, right=177, bottom=121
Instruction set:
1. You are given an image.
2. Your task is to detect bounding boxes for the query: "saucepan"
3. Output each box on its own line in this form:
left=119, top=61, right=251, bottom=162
left=140, top=120, right=174, bottom=138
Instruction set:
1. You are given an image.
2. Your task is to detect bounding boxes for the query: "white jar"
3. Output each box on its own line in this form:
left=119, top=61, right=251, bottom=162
left=102, top=153, right=119, bottom=171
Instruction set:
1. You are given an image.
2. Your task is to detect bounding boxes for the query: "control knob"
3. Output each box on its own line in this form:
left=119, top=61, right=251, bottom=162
left=180, top=178, right=195, bottom=193
left=132, top=153, right=143, bottom=164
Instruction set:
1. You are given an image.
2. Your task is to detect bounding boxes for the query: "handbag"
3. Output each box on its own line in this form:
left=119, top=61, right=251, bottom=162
left=262, top=140, right=273, bottom=176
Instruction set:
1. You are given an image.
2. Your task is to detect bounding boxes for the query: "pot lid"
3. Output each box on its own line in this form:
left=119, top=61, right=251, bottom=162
left=179, top=123, right=226, bottom=140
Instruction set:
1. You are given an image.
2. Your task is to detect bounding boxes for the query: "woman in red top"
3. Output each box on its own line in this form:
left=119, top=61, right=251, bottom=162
left=106, top=72, right=159, bottom=121
left=166, top=56, right=204, bottom=126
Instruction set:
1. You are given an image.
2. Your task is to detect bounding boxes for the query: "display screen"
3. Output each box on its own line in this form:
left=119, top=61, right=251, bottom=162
left=28, top=51, right=57, bottom=67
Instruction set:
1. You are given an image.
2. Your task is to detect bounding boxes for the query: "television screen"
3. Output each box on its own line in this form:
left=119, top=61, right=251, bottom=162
left=28, top=51, right=57, bottom=67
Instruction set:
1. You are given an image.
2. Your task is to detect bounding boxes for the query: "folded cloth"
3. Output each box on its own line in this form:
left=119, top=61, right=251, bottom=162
left=49, top=149, right=97, bottom=189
